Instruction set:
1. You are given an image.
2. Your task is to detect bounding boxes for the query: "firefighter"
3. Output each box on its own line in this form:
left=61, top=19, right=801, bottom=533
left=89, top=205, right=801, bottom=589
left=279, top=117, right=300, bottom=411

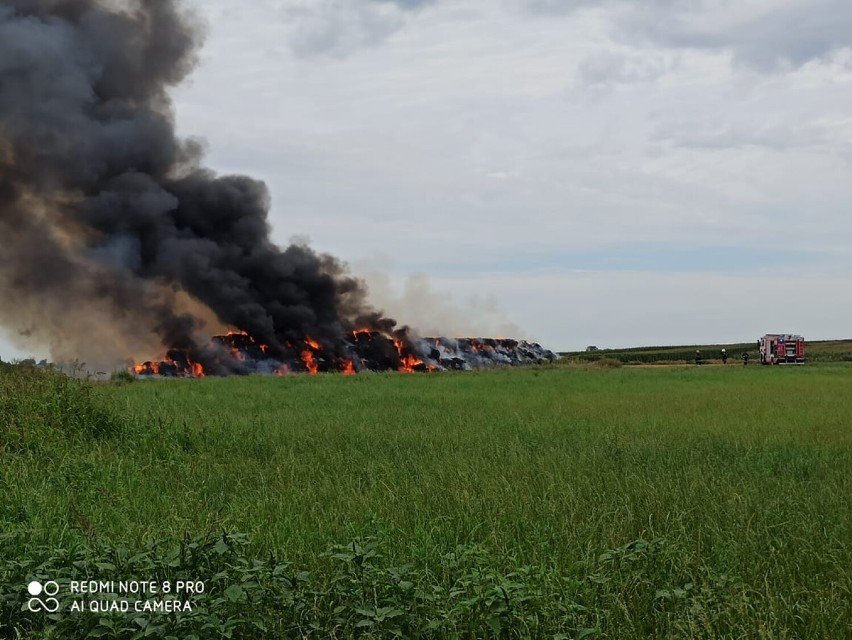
left=721, top=348, right=727, bottom=365
left=742, top=350, right=749, bottom=365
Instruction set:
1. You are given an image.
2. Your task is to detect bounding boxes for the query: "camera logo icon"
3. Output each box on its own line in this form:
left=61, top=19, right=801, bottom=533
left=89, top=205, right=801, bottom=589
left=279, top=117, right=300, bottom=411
left=27, top=581, right=60, bottom=613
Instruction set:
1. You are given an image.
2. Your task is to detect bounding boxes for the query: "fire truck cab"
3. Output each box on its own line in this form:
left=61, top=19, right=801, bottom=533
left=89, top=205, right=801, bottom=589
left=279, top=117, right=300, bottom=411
left=758, top=334, right=805, bottom=365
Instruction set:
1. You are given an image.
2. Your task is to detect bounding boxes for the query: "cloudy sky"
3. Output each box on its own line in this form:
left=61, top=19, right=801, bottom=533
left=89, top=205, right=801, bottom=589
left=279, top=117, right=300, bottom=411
left=4, top=0, right=852, bottom=358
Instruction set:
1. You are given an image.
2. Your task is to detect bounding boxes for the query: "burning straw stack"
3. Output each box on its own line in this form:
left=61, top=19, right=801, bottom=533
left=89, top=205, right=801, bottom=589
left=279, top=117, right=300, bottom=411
left=133, top=331, right=558, bottom=377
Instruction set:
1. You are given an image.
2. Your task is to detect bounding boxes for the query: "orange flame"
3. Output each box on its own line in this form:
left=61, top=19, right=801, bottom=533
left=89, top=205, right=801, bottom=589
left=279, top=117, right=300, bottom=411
left=399, top=354, right=423, bottom=373
left=394, top=339, right=424, bottom=373
left=133, top=329, right=453, bottom=378
left=131, top=352, right=205, bottom=378
left=352, top=328, right=373, bottom=341
left=301, top=337, right=321, bottom=375
left=301, top=350, right=319, bottom=375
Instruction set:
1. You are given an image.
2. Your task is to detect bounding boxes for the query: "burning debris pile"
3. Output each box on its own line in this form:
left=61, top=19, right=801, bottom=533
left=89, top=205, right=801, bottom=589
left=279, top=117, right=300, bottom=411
left=132, top=331, right=558, bottom=377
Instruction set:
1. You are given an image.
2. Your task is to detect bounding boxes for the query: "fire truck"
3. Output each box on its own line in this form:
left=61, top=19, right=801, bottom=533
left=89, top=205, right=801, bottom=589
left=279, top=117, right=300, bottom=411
left=758, top=334, right=805, bottom=365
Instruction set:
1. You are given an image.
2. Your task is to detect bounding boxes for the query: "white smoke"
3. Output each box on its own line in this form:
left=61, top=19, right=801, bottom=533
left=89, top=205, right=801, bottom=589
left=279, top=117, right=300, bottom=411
left=353, top=258, right=525, bottom=339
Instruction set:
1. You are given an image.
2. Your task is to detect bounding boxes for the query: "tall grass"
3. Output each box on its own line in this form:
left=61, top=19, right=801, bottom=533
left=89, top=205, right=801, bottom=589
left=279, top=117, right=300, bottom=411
left=2, top=363, right=851, bottom=637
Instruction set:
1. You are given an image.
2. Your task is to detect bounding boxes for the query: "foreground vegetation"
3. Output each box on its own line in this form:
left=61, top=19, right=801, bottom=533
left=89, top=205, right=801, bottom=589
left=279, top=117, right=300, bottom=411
left=1, top=361, right=851, bottom=638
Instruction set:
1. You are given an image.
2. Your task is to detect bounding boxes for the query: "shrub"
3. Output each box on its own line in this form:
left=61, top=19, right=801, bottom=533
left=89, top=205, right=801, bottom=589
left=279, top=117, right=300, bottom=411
left=1, top=365, right=126, bottom=454
left=595, top=358, right=623, bottom=368
left=110, top=369, right=136, bottom=384
left=0, top=533, right=751, bottom=639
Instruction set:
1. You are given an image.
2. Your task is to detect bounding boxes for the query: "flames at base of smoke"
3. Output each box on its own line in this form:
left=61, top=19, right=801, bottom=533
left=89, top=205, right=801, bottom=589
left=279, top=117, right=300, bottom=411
left=132, top=331, right=559, bottom=377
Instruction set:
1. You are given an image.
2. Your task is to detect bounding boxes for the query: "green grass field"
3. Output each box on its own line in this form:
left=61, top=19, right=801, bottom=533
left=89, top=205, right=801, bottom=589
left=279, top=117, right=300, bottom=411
left=2, top=362, right=851, bottom=638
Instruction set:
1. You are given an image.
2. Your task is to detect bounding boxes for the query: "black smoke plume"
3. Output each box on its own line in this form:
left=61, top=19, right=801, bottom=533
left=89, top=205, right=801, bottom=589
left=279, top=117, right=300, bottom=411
left=0, top=0, right=396, bottom=370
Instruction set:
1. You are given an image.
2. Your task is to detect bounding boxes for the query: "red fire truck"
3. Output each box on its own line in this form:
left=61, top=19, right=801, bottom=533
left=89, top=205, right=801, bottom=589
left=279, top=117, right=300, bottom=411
left=758, top=334, right=805, bottom=365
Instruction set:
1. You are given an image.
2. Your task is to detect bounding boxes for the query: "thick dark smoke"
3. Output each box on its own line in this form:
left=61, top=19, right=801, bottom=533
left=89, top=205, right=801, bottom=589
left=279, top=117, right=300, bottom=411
left=0, top=0, right=395, bottom=370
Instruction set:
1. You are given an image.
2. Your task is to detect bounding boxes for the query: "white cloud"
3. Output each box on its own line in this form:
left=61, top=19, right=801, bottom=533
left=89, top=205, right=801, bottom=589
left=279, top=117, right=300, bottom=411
left=283, top=1, right=406, bottom=58
left=523, top=0, right=852, bottom=71
left=621, top=0, right=852, bottom=71
left=576, top=49, right=677, bottom=86
left=207, top=0, right=437, bottom=59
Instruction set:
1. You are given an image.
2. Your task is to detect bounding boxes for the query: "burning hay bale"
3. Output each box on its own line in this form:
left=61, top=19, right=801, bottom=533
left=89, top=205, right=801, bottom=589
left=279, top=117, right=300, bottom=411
left=132, top=331, right=558, bottom=378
